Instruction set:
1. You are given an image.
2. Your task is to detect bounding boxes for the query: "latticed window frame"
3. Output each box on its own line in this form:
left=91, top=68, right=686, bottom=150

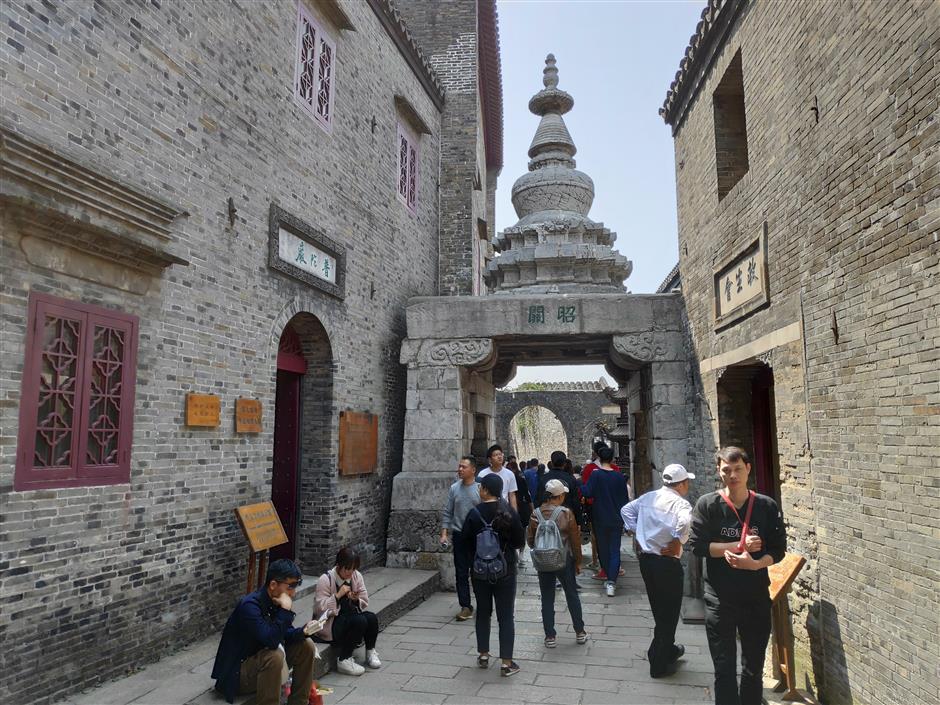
left=396, top=123, right=419, bottom=215
left=293, top=1, right=336, bottom=133
left=15, top=293, right=139, bottom=491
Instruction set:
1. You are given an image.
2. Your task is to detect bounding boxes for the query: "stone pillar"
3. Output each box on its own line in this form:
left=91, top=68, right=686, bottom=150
left=611, top=332, right=691, bottom=479
left=387, top=338, right=495, bottom=586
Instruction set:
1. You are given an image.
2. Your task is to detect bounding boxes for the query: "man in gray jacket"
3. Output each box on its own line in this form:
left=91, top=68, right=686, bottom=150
left=440, top=455, right=481, bottom=621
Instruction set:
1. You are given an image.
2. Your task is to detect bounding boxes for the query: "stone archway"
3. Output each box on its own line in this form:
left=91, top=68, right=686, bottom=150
left=506, top=404, right=568, bottom=463
left=495, top=384, right=614, bottom=463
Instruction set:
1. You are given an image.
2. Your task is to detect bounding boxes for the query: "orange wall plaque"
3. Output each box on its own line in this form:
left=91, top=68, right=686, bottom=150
left=234, top=501, right=288, bottom=552
left=769, top=552, right=806, bottom=603
left=235, top=398, right=262, bottom=433
left=186, top=393, right=220, bottom=427
left=338, top=411, right=378, bottom=476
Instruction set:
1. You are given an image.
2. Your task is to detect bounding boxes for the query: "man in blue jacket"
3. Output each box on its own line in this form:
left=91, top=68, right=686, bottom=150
left=211, top=559, right=317, bottom=705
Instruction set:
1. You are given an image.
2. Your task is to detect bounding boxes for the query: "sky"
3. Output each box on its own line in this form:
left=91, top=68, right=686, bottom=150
left=493, top=0, right=704, bottom=388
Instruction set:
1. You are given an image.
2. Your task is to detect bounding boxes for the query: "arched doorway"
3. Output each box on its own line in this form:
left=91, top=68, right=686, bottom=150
left=271, top=323, right=306, bottom=560
left=508, top=405, right=568, bottom=463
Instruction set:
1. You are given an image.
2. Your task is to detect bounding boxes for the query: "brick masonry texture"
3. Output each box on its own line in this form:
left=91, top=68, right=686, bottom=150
left=0, top=0, right=465, bottom=702
left=668, top=2, right=939, bottom=703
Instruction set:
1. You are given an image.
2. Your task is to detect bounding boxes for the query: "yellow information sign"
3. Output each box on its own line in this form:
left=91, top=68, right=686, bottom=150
left=234, top=501, right=288, bottom=552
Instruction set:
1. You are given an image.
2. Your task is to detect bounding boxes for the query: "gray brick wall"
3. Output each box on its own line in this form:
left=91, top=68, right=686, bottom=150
left=0, top=1, right=445, bottom=702
left=670, top=2, right=939, bottom=703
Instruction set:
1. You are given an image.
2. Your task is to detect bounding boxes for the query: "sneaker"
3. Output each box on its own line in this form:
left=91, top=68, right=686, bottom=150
left=605, top=581, right=615, bottom=597
left=336, top=657, right=365, bottom=676
left=576, top=631, right=588, bottom=644
left=500, top=661, right=521, bottom=677
left=456, top=606, right=473, bottom=621
left=670, top=644, right=685, bottom=663
left=544, top=635, right=557, bottom=648
left=365, top=648, right=381, bottom=669
left=591, top=570, right=607, bottom=581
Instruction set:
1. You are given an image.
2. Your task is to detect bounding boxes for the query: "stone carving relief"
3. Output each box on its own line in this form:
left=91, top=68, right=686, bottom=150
left=400, top=338, right=494, bottom=368
left=611, top=332, right=680, bottom=364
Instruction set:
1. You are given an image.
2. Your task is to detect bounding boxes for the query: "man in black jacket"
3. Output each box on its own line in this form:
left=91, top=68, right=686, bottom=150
left=689, top=447, right=787, bottom=705
left=535, top=450, right=583, bottom=527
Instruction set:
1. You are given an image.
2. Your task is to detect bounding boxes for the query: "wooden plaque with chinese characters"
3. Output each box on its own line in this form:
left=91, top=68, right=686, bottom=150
left=769, top=552, right=806, bottom=603
left=186, top=393, right=220, bottom=427
left=235, top=398, right=262, bottom=433
left=234, top=501, right=288, bottom=552
left=338, top=411, right=378, bottom=476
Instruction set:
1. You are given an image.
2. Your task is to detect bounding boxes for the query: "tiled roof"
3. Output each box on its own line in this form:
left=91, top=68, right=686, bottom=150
left=478, top=0, right=504, bottom=173
left=656, top=262, right=681, bottom=293
left=659, top=0, right=744, bottom=132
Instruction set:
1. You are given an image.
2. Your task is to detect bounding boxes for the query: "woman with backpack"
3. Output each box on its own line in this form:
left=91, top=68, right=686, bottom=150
left=461, top=473, right=525, bottom=677
left=527, top=478, right=588, bottom=648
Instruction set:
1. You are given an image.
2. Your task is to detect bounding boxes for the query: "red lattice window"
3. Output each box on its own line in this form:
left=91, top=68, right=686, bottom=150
left=15, top=293, right=138, bottom=490
left=293, top=2, right=336, bottom=131
left=397, top=123, right=419, bottom=214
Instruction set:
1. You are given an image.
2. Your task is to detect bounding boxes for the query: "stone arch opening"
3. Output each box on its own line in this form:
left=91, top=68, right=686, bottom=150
left=271, top=312, right=333, bottom=565
left=508, top=405, right=568, bottom=463
left=716, top=360, right=780, bottom=502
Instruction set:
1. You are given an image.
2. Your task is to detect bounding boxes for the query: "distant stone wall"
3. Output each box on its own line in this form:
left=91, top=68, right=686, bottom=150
left=507, top=404, right=567, bottom=464
left=495, top=385, right=615, bottom=464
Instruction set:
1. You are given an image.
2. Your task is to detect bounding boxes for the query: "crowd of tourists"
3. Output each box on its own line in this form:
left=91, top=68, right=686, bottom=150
left=209, top=443, right=786, bottom=705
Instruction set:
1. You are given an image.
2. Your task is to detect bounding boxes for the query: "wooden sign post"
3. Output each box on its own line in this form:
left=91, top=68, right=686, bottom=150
left=768, top=552, right=807, bottom=702
left=234, top=501, right=288, bottom=594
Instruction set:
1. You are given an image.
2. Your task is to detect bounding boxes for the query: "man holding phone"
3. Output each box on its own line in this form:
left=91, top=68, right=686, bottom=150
left=440, top=455, right=480, bottom=621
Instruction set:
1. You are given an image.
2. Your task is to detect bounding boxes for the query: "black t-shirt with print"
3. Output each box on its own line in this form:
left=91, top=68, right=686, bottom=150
left=689, top=491, right=787, bottom=601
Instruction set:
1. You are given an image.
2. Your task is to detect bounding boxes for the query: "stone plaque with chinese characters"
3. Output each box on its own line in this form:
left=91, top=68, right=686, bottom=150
left=235, top=398, right=262, bottom=433
left=267, top=204, right=345, bottom=299
left=278, top=227, right=336, bottom=284
left=713, top=225, right=769, bottom=329
left=186, top=393, right=220, bottom=427
left=523, top=302, right=581, bottom=332
left=234, top=501, right=288, bottom=552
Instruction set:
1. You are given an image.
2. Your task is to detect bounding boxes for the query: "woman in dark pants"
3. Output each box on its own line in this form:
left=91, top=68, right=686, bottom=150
left=313, top=546, right=381, bottom=676
left=462, top=473, right=525, bottom=677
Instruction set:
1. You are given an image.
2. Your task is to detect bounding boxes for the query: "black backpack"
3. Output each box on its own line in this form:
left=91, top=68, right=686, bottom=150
left=471, top=507, right=509, bottom=583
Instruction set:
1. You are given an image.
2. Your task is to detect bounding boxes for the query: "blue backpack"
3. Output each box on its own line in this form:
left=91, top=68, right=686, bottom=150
left=471, top=507, right=509, bottom=583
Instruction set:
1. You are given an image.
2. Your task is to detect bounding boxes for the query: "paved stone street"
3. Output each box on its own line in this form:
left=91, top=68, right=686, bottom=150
left=318, top=543, right=713, bottom=705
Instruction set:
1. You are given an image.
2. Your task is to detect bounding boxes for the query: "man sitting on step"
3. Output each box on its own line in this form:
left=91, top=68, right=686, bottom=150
left=211, top=559, right=318, bottom=705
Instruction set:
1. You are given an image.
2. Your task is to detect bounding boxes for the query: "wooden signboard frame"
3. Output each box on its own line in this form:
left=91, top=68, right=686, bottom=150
left=338, top=411, right=378, bottom=476
left=234, top=501, right=288, bottom=593
left=235, top=397, right=263, bottom=433
left=186, top=393, right=221, bottom=427
left=768, top=552, right=808, bottom=702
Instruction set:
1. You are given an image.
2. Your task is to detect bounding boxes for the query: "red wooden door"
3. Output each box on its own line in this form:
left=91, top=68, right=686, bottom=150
left=271, top=368, right=301, bottom=560
left=751, top=368, right=777, bottom=500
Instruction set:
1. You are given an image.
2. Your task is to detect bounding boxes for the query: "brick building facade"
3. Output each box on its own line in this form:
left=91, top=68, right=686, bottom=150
left=661, top=1, right=939, bottom=703
left=0, top=1, right=500, bottom=703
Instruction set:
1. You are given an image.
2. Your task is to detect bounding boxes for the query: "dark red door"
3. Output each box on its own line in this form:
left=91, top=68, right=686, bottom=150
left=751, top=368, right=777, bottom=500
left=272, top=369, right=301, bottom=560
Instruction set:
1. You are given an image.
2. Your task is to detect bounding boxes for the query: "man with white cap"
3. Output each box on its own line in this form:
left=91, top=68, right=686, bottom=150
left=621, top=463, right=694, bottom=678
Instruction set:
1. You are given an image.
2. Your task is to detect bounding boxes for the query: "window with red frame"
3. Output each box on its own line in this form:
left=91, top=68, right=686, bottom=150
left=293, top=2, right=336, bottom=131
left=14, top=293, right=139, bottom=491
left=397, top=123, right=419, bottom=214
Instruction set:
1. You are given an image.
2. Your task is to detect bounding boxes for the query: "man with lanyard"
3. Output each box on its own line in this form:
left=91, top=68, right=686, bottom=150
left=689, top=446, right=786, bottom=705
left=621, top=463, right=694, bottom=678
left=440, top=455, right=481, bottom=621
left=477, top=443, right=518, bottom=511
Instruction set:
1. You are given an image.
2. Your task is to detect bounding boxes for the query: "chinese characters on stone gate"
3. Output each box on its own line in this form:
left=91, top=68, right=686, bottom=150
left=277, top=226, right=337, bottom=284
left=527, top=304, right=578, bottom=325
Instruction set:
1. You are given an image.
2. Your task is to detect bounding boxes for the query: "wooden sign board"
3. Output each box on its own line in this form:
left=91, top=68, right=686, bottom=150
left=235, top=398, right=262, bottom=433
left=234, top=501, right=288, bottom=552
left=769, top=552, right=806, bottom=603
left=186, top=393, right=220, bottom=427
left=338, top=411, right=378, bottom=476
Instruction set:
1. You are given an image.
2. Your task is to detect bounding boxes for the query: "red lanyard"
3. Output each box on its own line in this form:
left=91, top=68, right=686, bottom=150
left=720, top=490, right=755, bottom=553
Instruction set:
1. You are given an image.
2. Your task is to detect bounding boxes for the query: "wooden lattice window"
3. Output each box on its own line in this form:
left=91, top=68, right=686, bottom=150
left=294, top=2, right=336, bottom=131
left=397, top=123, right=419, bottom=214
left=15, top=293, right=139, bottom=490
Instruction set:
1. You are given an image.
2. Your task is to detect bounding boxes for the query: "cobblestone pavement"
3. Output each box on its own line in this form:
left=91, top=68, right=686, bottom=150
left=318, top=543, right=715, bottom=705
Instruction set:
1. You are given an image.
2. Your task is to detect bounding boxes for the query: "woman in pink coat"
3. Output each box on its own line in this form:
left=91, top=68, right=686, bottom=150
left=313, top=546, right=380, bottom=676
